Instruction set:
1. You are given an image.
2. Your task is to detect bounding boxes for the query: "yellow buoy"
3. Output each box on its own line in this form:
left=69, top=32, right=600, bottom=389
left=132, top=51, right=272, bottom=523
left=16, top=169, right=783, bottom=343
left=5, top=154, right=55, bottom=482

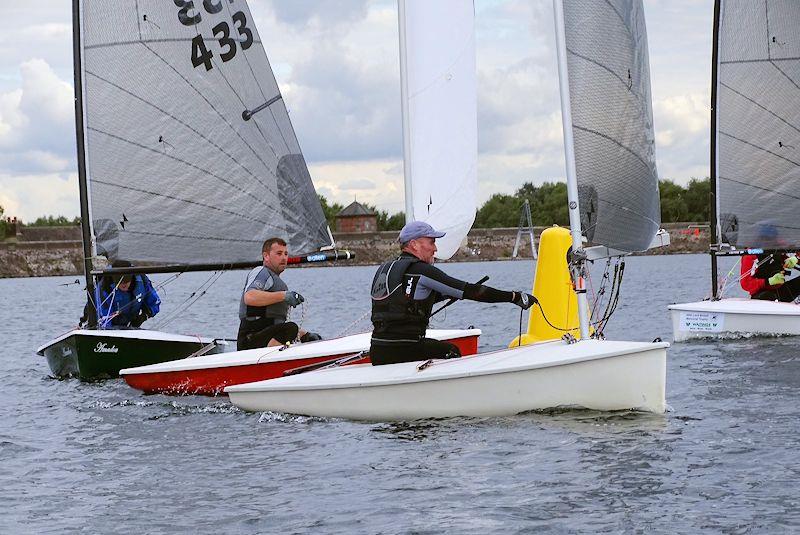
left=509, top=226, right=585, bottom=347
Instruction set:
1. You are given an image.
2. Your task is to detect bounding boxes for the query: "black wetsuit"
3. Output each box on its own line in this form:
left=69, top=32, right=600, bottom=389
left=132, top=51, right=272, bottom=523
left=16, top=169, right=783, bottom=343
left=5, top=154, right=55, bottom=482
left=237, top=266, right=298, bottom=350
left=370, top=252, right=515, bottom=365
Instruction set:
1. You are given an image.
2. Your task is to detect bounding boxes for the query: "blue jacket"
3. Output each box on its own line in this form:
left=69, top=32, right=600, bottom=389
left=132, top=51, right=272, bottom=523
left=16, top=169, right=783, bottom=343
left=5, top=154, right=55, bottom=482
left=98, top=275, right=161, bottom=328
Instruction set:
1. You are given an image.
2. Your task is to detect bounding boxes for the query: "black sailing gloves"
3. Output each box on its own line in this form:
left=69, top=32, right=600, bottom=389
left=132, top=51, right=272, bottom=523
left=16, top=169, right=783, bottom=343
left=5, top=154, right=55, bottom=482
left=284, top=291, right=305, bottom=307
left=300, top=332, right=322, bottom=343
left=512, top=292, right=537, bottom=310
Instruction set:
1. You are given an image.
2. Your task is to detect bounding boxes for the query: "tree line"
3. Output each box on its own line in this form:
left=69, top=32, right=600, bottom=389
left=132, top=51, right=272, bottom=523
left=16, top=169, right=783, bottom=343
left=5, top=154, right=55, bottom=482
left=473, top=177, right=709, bottom=228
left=2, top=180, right=709, bottom=237
left=321, top=177, right=709, bottom=232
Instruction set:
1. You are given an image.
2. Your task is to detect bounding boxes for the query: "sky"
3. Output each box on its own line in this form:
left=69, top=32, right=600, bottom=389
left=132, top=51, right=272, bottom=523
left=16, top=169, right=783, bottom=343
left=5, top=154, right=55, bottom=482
left=0, top=0, right=713, bottom=221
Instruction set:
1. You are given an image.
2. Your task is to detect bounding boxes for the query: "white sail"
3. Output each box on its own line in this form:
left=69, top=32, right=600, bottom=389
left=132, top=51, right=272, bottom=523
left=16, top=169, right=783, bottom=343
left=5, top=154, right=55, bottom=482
left=398, top=0, right=477, bottom=259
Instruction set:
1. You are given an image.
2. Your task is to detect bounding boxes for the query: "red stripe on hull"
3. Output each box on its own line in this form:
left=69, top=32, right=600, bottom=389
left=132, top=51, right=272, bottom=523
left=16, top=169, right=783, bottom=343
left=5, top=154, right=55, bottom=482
left=123, top=335, right=479, bottom=396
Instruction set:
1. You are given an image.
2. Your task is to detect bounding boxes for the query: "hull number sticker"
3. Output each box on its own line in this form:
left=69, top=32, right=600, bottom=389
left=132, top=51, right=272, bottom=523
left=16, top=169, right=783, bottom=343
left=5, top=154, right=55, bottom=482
left=680, top=311, right=724, bottom=332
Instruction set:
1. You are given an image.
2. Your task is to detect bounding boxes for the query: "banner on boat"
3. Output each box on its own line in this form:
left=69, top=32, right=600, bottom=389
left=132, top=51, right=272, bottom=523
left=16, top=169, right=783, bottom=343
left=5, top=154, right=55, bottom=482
left=679, top=311, right=724, bottom=333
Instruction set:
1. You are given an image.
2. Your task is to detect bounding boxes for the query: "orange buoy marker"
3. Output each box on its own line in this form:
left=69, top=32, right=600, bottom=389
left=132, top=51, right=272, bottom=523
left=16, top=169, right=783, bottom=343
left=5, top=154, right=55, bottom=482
left=509, top=226, right=585, bottom=347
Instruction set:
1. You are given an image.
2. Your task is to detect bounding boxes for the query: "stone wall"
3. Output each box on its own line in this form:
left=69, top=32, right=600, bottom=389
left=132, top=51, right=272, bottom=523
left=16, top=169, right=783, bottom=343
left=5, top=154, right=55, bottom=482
left=0, top=222, right=710, bottom=278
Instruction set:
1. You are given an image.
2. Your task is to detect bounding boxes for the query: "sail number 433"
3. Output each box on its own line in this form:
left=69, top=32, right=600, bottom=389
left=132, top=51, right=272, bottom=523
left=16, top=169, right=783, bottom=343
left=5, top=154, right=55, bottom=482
left=173, top=0, right=254, bottom=71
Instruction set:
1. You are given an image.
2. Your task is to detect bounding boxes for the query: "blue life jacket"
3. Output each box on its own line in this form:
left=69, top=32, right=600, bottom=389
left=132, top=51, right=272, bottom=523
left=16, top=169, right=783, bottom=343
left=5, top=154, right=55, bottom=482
left=98, top=275, right=161, bottom=328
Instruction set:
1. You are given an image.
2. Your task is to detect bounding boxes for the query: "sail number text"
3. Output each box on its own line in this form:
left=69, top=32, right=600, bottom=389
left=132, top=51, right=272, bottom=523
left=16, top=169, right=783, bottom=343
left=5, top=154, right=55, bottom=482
left=173, top=0, right=254, bottom=71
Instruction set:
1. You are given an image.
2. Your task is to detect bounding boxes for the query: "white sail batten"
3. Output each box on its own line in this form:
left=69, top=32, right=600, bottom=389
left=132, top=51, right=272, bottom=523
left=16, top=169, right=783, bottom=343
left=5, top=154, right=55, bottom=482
left=398, top=0, right=478, bottom=259
left=78, top=0, right=329, bottom=266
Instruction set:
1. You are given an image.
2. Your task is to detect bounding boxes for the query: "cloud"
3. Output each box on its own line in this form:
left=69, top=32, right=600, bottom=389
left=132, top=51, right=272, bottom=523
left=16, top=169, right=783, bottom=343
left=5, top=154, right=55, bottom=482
left=0, top=58, right=74, bottom=167
left=339, top=178, right=375, bottom=190
left=263, top=0, right=370, bottom=28
left=0, top=171, right=78, bottom=221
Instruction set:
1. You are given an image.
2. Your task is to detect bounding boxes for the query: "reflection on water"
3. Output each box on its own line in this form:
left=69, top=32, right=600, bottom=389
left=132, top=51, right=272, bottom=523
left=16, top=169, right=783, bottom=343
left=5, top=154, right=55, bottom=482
left=1, top=255, right=799, bottom=532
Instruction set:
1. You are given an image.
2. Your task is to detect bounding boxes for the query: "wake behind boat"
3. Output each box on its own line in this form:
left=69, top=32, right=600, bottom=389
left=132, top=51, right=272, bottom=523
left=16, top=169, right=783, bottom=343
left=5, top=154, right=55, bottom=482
left=225, top=339, right=667, bottom=419
left=120, top=329, right=480, bottom=396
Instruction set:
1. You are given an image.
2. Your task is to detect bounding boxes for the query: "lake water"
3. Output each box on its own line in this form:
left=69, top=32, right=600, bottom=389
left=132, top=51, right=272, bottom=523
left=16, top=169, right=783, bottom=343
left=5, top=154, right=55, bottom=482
left=1, top=254, right=799, bottom=533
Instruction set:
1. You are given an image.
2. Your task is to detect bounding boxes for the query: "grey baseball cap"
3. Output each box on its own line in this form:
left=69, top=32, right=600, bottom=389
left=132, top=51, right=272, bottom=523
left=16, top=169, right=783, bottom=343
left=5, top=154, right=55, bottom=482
left=398, top=221, right=446, bottom=243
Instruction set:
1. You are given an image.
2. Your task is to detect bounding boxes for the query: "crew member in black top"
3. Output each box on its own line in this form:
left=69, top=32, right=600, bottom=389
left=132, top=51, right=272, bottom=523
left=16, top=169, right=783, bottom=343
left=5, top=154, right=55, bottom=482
left=370, top=221, right=536, bottom=365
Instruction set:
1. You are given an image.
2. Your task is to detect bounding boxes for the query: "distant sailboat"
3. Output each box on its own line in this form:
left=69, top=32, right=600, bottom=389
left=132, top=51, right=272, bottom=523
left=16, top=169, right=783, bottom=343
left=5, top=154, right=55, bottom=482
left=669, top=0, right=800, bottom=341
left=225, top=0, right=669, bottom=420
left=38, top=0, right=350, bottom=379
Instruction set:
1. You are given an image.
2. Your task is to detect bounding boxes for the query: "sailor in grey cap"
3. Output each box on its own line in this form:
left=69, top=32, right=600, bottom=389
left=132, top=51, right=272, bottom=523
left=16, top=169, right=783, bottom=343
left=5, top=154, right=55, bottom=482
left=369, top=220, right=536, bottom=366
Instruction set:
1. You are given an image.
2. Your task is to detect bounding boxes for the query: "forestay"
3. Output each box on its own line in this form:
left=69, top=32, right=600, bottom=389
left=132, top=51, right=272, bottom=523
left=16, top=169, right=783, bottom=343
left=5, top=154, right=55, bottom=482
left=562, top=0, right=660, bottom=253
left=715, top=0, right=800, bottom=250
left=398, top=0, right=477, bottom=259
left=78, top=0, right=330, bottom=266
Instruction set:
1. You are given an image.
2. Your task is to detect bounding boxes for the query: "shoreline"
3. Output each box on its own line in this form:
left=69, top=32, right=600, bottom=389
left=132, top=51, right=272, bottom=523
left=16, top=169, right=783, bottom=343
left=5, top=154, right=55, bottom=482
left=0, top=223, right=709, bottom=279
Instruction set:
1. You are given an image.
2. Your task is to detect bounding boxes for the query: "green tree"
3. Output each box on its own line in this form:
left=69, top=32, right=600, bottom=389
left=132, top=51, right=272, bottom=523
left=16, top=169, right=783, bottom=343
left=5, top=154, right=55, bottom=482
left=474, top=193, right=522, bottom=228
left=24, top=215, right=81, bottom=227
left=683, top=177, right=710, bottom=221
left=517, top=181, right=569, bottom=226
left=318, top=194, right=343, bottom=229
left=0, top=204, right=5, bottom=236
left=658, top=180, right=689, bottom=222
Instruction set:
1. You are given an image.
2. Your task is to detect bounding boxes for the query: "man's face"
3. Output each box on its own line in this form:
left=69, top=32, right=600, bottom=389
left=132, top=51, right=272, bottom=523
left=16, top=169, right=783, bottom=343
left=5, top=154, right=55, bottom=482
left=408, top=237, right=437, bottom=264
left=264, top=243, right=289, bottom=273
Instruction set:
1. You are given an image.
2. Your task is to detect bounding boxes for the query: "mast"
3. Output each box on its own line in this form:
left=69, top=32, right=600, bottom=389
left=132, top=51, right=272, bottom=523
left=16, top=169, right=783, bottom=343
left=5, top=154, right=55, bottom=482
left=553, top=0, right=590, bottom=339
left=72, top=0, right=97, bottom=327
left=397, top=0, right=414, bottom=223
left=709, top=0, right=722, bottom=299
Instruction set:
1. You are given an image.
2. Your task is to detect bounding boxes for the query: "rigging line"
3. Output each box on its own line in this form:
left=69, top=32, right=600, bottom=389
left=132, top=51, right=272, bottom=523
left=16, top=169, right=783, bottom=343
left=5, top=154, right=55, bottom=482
left=84, top=70, right=281, bottom=201
left=718, top=131, right=800, bottom=167
left=135, top=42, right=283, bottom=187
left=717, top=174, right=800, bottom=203
left=122, top=227, right=262, bottom=244
left=91, top=177, right=274, bottom=228
left=572, top=124, right=654, bottom=172
left=720, top=81, right=800, bottom=136
left=152, top=270, right=225, bottom=329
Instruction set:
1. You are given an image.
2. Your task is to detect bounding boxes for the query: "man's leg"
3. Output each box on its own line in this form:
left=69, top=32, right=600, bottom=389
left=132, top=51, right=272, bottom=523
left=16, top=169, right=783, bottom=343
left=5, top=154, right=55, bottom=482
left=242, top=322, right=299, bottom=349
left=370, top=338, right=461, bottom=366
left=777, top=276, right=800, bottom=302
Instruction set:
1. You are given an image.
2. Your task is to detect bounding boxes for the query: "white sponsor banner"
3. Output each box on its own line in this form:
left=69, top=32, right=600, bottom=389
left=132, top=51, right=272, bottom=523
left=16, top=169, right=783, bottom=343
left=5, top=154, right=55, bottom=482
left=680, top=311, right=724, bottom=332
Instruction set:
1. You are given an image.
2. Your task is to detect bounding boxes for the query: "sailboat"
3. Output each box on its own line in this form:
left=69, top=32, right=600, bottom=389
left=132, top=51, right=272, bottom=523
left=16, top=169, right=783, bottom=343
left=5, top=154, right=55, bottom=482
left=116, top=0, right=482, bottom=394
left=224, top=0, right=669, bottom=420
left=669, top=0, right=800, bottom=341
left=37, top=0, right=351, bottom=379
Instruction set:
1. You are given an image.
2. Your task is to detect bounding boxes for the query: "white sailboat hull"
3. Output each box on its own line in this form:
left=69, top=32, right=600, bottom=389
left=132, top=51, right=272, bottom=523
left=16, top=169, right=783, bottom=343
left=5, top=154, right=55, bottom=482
left=669, top=298, right=800, bottom=341
left=226, top=339, right=668, bottom=420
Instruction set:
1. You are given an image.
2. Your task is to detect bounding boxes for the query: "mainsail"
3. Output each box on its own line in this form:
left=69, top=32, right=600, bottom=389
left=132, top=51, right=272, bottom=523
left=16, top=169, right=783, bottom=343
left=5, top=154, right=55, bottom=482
left=77, top=0, right=330, bottom=266
left=398, top=0, right=477, bottom=260
left=715, top=0, right=800, bottom=250
left=562, top=0, right=660, bottom=253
